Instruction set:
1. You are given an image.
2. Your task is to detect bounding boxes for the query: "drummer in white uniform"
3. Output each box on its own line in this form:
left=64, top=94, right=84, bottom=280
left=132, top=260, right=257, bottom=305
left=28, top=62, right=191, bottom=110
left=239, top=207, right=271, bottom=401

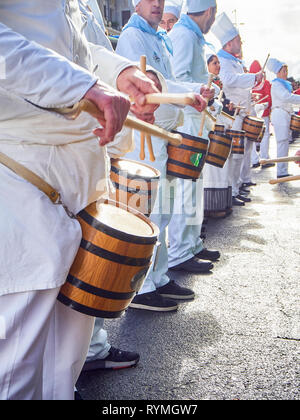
left=267, top=58, right=300, bottom=178
left=116, top=0, right=212, bottom=312
left=0, top=0, right=160, bottom=400
left=160, top=0, right=182, bottom=33
left=167, top=0, right=222, bottom=273
left=210, top=12, right=264, bottom=205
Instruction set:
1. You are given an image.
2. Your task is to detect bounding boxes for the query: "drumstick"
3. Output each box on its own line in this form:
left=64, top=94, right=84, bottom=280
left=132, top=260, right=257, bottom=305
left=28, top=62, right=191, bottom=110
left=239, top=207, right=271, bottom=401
left=145, top=92, right=196, bottom=106
left=140, top=56, right=155, bottom=162
left=253, top=95, right=269, bottom=106
left=262, top=53, right=270, bottom=72
left=260, top=156, right=300, bottom=165
left=269, top=175, right=300, bottom=184
left=140, top=56, right=147, bottom=161
left=53, top=99, right=182, bottom=146
left=198, top=73, right=214, bottom=137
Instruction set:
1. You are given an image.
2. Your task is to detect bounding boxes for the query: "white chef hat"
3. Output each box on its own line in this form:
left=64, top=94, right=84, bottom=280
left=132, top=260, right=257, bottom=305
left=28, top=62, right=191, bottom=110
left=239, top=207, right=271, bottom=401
left=132, top=0, right=141, bottom=7
left=186, top=0, right=216, bottom=13
left=211, top=12, right=239, bottom=46
left=267, top=58, right=286, bottom=74
left=164, top=1, right=182, bottom=19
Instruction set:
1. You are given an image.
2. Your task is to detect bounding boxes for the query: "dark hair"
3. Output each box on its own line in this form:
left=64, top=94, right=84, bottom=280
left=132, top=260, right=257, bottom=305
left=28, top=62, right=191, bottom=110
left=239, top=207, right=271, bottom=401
left=207, top=55, right=217, bottom=65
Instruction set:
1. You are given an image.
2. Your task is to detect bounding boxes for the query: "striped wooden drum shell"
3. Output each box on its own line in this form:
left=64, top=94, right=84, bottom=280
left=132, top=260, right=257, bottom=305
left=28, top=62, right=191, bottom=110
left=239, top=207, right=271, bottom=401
left=290, top=114, right=300, bottom=132
left=242, top=116, right=264, bottom=142
left=214, top=124, right=225, bottom=134
left=57, top=200, right=159, bottom=319
left=110, top=158, right=160, bottom=216
left=167, top=130, right=209, bottom=181
left=227, top=129, right=245, bottom=155
left=206, top=131, right=232, bottom=168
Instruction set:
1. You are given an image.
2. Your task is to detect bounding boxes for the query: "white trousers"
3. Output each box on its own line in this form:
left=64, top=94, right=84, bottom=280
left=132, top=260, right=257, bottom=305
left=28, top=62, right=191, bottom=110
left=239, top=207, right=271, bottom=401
left=251, top=116, right=271, bottom=164
left=168, top=177, right=204, bottom=268
left=86, top=317, right=111, bottom=361
left=0, top=288, right=94, bottom=400
left=240, top=138, right=254, bottom=185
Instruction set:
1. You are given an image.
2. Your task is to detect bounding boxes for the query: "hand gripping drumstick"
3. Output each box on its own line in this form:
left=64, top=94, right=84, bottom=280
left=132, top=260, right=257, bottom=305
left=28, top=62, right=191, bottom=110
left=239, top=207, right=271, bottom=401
left=260, top=156, right=300, bottom=165
left=198, top=73, right=214, bottom=137
left=140, top=55, right=155, bottom=162
left=52, top=99, right=182, bottom=146
left=269, top=175, right=300, bottom=185
left=139, top=56, right=146, bottom=161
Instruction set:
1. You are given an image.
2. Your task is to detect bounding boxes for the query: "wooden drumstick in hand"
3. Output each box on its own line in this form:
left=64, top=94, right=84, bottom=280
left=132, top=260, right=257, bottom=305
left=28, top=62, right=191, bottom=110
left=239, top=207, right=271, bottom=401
left=198, top=73, right=214, bottom=137
left=139, top=56, right=147, bottom=161
left=140, top=55, right=155, bottom=162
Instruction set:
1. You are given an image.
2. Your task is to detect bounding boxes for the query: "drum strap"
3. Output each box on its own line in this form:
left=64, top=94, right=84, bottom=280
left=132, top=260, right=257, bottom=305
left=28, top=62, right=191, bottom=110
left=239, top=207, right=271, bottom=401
left=0, top=151, right=76, bottom=219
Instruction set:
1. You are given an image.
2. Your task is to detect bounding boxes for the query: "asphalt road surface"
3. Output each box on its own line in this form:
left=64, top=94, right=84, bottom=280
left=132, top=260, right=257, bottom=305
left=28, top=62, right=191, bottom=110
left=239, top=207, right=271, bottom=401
left=77, top=136, right=300, bottom=401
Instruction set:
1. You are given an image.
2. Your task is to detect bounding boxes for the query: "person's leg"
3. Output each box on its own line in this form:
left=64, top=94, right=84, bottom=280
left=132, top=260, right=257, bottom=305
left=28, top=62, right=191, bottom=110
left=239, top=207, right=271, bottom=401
left=0, top=288, right=60, bottom=400
left=86, top=317, right=110, bottom=361
left=277, top=138, right=289, bottom=176
left=42, top=298, right=95, bottom=400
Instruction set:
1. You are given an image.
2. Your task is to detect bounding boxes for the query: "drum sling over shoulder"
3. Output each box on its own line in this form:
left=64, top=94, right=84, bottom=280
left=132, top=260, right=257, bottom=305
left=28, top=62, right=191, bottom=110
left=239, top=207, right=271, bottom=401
left=0, top=151, right=76, bottom=219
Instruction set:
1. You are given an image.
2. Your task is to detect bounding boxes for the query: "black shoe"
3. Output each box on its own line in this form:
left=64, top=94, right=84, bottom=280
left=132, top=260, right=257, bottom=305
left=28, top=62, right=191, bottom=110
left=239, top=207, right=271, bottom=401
left=82, top=347, right=140, bottom=371
left=239, top=187, right=250, bottom=194
left=277, top=173, right=293, bottom=179
left=239, top=189, right=250, bottom=196
left=236, top=194, right=252, bottom=203
left=157, top=280, right=195, bottom=300
left=242, top=182, right=256, bottom=187
left=252, top=163, right=260, bottom=168
left=170, top=257, right=213, bottom=273
left=261, top=163, right=275, bottom=169
left=195, top=248, right=220, bottom=262
left=232, top=196, right=245, bottom=206
left=129, top=291, right=178, bottom=312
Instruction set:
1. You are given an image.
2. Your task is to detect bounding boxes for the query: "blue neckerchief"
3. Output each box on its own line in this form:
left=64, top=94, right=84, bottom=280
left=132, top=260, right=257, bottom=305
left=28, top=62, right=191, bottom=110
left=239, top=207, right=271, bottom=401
left=272, top=78, right=293, bottom=93
left=174, top=14, right=215, bottom=51
left=122, top=13, right=173, bottom=55
left=217, top=49, right=243, bottom=64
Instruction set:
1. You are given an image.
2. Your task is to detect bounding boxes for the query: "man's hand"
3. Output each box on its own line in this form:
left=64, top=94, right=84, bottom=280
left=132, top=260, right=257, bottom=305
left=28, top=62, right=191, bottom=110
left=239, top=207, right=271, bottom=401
left=117, top=66, right=161, bottom=124
left=84, top=82, right=131, bottom=146
left=191, top=94, right=208, bottom=113
left=200, top=85, right=215, bottom=102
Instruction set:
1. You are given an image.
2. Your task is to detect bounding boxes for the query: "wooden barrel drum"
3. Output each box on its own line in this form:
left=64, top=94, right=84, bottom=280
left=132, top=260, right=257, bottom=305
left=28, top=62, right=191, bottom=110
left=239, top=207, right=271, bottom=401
left=214, top=124, right=225, bottom=134
left=227, top=129, right=245, bottom=155
left=290, top=114, right=300, bottom=132
left=167, top=130, right=209, bottom=181
left=206, top=131, right=232, bottom=168
left=242, top=116, right=264, bottom=142
left=57, top=200, right=159, bottom=319
left=110, top=158, right=160, bottom=216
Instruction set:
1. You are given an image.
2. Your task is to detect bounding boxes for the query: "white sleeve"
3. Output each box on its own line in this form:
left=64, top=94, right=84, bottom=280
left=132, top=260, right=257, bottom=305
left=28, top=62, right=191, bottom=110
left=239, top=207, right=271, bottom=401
left=274, top=83, right=300, bottom=105
left=219, top=59, right=255, bottom=90
left=0, top=22, right=97, bottom=108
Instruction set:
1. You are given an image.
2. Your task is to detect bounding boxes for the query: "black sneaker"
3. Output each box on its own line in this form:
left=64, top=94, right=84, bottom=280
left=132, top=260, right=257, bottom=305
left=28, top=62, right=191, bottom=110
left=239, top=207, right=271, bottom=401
left=170, top=257, right=213, bottom=273
left=82, top=347, right=140, bottom=371
left=156, top=280, right=195, bottom=300
left=236, top=194, right=252, bottom=203
left=129, top=291, right=178, bottom=312
left=195, top=248, right=220, bottom=262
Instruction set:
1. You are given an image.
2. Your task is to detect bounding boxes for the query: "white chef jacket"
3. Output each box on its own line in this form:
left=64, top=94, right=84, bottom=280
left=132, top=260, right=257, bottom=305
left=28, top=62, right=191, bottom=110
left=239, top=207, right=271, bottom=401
left=270, top=80, right=300, bottom=141
left=218, top=52, right=256, bottom=124
left=0, top=0, right=135, bottom=296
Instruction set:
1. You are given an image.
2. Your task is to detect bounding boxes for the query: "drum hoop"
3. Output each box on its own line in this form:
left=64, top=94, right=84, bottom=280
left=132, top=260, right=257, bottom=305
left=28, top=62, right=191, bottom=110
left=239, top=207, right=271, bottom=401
left=172, top=130, right=209, bottom=145
left=79, top=202, right=159, bottom=244
left=110, top=158, right=160, bottom=181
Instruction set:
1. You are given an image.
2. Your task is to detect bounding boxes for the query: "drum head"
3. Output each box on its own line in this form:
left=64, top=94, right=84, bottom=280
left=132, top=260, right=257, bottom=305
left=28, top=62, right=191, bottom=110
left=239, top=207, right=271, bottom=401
left=111, top=158, right=160, bottom=180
